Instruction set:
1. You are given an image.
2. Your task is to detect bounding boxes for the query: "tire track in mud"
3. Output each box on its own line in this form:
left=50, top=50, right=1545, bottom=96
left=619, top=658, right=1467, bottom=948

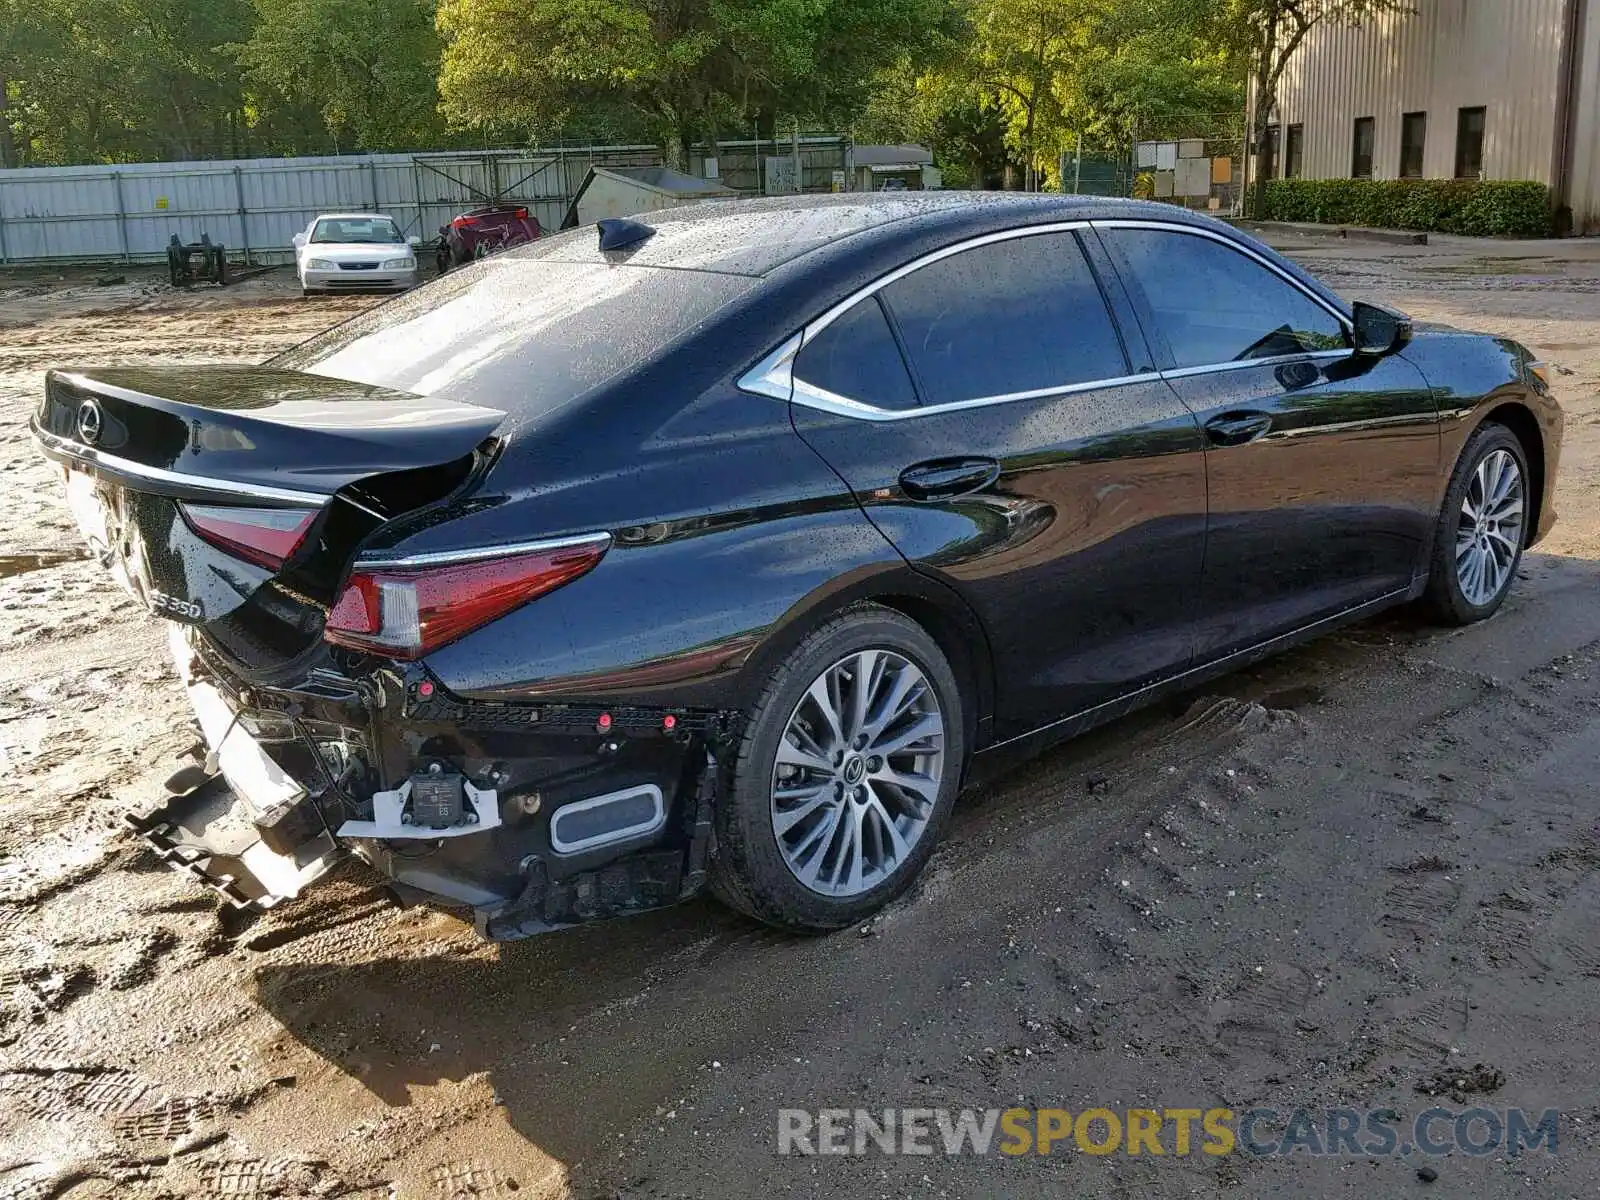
left=560, top=619, right=1600, bottom=1198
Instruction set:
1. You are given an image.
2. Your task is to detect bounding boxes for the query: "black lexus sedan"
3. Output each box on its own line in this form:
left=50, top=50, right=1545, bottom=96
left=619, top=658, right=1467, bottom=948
left=32, top=194, right=1561, bottom=939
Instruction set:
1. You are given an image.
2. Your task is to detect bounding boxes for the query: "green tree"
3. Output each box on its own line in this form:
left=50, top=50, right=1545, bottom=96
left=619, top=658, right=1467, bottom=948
left=859, top=57, right=1009, bottom=188
left=966, top=0, right=1082, bottom=189
left=0, top=1, right=63, bottom=166
left=236, top=0, right=446, bottom=152
left=2, top=0, right=255, bottom=164
left=863, top=0, right=1237, bottom=190
left=436, top=0, right=956, bottom=159
left=1058, top=0, right=1240, bottom=149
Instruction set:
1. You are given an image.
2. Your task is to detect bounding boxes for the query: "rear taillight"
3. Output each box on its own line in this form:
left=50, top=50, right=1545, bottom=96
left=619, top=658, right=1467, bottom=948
left=180, top=503, right=319, bottom=570
left=324, top=535, right=610, bottom=660
left=513, top=208, right=528, bottom=220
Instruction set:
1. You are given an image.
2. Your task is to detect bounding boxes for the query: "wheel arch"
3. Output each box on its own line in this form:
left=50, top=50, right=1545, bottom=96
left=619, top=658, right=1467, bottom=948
left=734, top=567, right=997, bottom=756
left=1478, top=400, right=1546, bottom=538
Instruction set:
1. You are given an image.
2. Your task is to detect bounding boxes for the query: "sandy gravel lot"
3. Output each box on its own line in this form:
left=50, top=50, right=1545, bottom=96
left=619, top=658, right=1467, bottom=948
left=0, top=237, right=1598, bottom=1199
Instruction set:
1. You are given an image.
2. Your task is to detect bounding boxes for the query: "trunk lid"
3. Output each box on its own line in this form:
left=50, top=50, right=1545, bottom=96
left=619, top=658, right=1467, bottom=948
left=36, top=364, right=502, bottom=497
left=34, top=364, right=504, bottom=659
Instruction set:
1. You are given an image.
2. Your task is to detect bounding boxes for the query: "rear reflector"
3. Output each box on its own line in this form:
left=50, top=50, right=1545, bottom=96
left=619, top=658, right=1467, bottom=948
left=324, top=535, right=610, bottom=659
left=180, top=503, right=319, bottom=570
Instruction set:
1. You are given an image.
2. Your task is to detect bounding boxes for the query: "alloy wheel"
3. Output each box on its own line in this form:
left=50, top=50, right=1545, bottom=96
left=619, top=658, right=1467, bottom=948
left=1455, top=447, right=1525, bottom=607
left=770, top=649, right=945, bottom=898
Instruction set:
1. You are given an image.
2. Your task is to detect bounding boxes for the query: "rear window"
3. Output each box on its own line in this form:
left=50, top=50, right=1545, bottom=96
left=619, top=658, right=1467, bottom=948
left=272, top=258, right=754, bottom=413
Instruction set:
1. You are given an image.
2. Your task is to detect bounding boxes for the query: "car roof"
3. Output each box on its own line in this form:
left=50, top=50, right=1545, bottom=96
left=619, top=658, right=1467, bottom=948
left=515, top=192, right=1221, bottom=278
left=312, top=213, right=396, bottom=222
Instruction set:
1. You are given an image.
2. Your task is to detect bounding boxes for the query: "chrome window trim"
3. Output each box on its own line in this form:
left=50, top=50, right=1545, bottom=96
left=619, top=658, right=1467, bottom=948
left=1161, top=348, right=1352, bottom=381
left=739, top=333, right=801, bottom=403
left=734, top=216, right=1358, bottom=423
left=32, top=422, right=331, bottom=507
left=791, top=371, right=1167, bottom=422
left=355, top=531, right=613, bottom=571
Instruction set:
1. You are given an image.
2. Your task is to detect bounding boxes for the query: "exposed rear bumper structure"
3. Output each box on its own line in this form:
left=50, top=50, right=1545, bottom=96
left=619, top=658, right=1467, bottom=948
left=127, top=625, right=726, bottom=938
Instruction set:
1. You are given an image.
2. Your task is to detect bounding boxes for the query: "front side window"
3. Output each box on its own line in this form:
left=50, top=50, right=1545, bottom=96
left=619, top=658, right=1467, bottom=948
left=1352, top=117, right=1375, bottom=179
left=1456, top=106, right=1486, bottom=178
left=792, top=295, right=918, bottom=411
left=878, top=231, right=1127, bottom=405
left=311, top=217, right=403, bottom=244
left=1101, top=228, right=1347, bottom=369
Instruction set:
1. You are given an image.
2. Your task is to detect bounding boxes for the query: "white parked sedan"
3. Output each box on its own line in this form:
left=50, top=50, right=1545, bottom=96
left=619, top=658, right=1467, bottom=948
left=292, top=213, right=421, bottom=295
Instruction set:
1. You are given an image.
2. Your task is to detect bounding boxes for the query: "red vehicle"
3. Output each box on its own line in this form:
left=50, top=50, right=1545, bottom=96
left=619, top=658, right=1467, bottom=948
left=436, top=205, right=542, bottom=272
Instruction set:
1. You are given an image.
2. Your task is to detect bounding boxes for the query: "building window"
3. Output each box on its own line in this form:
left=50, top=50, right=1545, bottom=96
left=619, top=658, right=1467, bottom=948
left=1262, top=124, right=1281, bottom=180
left=1351, top=117, right=1375, bottom=178
left=1400, top=112, right=1427, bottom=178
left=1455, top=106, right=1486, bottom=178
left=1285, top=124, right=1304, bottom=178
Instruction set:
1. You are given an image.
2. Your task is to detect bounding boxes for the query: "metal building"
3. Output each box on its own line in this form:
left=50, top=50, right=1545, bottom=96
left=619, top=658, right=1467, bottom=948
left=1258, top=0, right=1600, bottom=232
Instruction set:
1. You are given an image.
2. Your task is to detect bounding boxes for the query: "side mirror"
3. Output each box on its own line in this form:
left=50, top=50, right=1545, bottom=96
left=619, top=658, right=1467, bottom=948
left=291, top=232, right=306, bottom=248
left=408, top=235, right=421, bottom=248
left=1351, top=300, right=1411, bottom=356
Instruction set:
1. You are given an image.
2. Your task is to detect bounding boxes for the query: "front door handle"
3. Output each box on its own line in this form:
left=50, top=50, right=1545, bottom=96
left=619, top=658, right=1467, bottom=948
left=898, top=457, right=1001, bottom=502
left=1204, top=411, right=1274, bottom=447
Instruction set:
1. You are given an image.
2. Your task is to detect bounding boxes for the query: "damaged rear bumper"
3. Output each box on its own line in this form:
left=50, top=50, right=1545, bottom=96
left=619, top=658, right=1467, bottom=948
left=127, top=626, right=725, bottom=938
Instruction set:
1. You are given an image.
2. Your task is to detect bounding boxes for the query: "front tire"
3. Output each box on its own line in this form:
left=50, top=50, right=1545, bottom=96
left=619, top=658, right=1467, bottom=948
left=710, top=605, right=964, bottom=932
left=1423, top=423, right=1529, bottom=624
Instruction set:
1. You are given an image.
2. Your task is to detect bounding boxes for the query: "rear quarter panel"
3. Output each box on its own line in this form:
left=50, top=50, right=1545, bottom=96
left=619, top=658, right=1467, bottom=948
left=412, top=371, right=981, bottom=718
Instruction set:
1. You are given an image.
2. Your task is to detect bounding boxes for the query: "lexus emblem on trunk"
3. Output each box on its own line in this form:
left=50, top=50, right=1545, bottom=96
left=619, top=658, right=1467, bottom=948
left=76, top=399, right=103, bottom=445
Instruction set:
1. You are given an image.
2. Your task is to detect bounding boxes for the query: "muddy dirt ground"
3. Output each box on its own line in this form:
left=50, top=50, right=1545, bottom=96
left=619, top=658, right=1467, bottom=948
left=0, top=238, right=1598, bottom=1199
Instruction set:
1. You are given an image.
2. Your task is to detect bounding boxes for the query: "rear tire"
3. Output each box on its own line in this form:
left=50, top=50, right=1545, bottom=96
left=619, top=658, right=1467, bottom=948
left=710, top=605, right=964, bottom=933
left=1423, top=423, right=1529, bottom=625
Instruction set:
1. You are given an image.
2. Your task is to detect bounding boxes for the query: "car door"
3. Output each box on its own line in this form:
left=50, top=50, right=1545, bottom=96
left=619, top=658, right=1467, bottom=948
left=1093, top=221, right=1440, bottom=661
left=781, top=225, right=1210, bottom=739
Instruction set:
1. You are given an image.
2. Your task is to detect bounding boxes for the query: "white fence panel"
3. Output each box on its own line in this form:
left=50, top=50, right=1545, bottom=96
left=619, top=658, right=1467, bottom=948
left=0, top=140, right=850, bottom=265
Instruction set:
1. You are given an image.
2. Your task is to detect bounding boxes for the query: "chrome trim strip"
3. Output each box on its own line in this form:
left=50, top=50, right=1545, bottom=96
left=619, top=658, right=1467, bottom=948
left=735, top=216, right=1358, bottom=424
left=789, top=370, right=1168, bottom=422
left=548, top=784, right=666, bottom=855
left=737, top=333, right=801, bottom=402
left=1159, top=348, right=1351, bottom=380
left=355, top=531, right=612, bottom=571
left=1088, top=218, right=1355, bottom=332
left=32, top=422, right=331, bottom=507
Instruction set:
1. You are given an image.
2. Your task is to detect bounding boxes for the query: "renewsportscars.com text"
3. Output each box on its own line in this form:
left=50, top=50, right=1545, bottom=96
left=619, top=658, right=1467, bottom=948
left=776, top=1106, right=1559, bottom=1158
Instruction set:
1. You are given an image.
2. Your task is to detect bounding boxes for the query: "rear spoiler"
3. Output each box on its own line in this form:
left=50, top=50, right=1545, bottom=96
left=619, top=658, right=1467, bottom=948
left=33, top=364, right=505, bottom=504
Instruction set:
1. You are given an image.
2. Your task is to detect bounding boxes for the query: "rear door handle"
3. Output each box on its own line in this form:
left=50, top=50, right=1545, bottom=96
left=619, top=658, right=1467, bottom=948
left=1204, top=411, right=1274, bottom=447
left=898, top=457, right=1001, bottom=502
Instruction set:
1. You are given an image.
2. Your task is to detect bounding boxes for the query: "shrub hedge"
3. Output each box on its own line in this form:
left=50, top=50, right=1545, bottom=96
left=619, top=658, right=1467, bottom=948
left=1258, top=179, right=1552, bottom=237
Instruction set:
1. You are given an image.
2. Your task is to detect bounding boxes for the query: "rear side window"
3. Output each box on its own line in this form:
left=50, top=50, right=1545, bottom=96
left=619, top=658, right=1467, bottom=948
left=880, top=231, right=1128, bottom=405
left=793, top=295, right=918, bottom=410
left=1101, top=228, right=1347, bottom=368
